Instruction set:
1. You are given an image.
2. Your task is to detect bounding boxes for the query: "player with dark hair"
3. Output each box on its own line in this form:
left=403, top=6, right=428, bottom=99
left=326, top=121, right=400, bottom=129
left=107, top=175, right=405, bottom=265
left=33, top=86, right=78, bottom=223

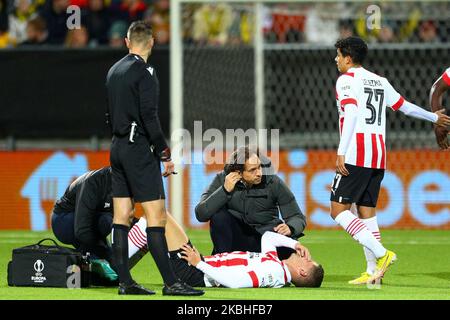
left=106, top=20, right=203, bottom=296
left=429, top=67, right=450, bottom=149
left=330, top=37, right=450, bottom=285
left=195, top=146, right=307, bottom=259
left=128, top=214, right=324, bottom=289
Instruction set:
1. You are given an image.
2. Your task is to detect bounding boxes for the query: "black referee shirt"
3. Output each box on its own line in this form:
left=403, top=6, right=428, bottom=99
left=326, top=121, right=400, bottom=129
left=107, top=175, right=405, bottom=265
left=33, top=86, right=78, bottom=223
left=53, top=167, right=112, bottom=243
left=106, top=53, right=168, bottom=154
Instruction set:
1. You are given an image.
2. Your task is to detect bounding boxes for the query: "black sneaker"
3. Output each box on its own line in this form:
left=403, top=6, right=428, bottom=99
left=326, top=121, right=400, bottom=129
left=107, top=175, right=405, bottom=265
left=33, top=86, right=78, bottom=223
left=118, top=282, right=156, bottom=295
left=162, top=281, right=205, bottom=296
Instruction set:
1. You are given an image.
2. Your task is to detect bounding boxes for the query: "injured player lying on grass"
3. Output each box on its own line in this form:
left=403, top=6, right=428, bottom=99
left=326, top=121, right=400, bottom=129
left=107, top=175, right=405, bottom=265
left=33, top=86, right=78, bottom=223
left=126, top=214, right=324, bottom=288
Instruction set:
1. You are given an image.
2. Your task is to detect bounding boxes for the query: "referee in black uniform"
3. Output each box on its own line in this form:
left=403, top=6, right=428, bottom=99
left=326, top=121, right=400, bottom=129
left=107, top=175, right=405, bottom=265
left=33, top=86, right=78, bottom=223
left=106, top=21, right=203, bottom=296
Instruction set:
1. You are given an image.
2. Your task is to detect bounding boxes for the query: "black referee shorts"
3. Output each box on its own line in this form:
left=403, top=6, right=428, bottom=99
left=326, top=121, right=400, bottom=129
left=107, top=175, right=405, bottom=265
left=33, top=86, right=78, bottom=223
left=110, top=135, right=165, bottom=202
left=330, top=164, right=385, bottom=207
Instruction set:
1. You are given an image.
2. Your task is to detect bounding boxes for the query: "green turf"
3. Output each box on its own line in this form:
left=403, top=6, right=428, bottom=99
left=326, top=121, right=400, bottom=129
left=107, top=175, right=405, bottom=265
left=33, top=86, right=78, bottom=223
left=1, top=229, right=449, bottom=300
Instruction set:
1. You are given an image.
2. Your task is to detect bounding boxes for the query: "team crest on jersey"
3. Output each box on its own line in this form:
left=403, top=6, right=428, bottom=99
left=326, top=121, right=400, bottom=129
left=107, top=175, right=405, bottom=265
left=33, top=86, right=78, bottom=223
left=146, top=66, right=154, bottom=75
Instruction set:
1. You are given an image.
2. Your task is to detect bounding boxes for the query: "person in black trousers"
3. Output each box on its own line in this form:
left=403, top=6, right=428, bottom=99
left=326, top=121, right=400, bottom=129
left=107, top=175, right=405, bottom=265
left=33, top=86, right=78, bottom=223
left=106, top=20, right=203, bottom=296
left=51, top=167, right=118, bottom=282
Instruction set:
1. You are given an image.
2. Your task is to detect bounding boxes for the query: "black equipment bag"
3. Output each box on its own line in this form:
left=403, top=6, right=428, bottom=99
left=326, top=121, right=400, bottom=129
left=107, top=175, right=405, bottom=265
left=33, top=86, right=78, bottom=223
left=7, top=238, right=91, bottom=288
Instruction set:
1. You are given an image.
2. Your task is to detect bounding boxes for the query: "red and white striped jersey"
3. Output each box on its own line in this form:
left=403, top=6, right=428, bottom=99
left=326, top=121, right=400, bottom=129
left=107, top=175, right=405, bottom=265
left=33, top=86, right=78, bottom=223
left=196, top=232, right=296, bottom=288
left=335, top=67, right=404, bottom=169
left=442, top=67, right=450, bottom=86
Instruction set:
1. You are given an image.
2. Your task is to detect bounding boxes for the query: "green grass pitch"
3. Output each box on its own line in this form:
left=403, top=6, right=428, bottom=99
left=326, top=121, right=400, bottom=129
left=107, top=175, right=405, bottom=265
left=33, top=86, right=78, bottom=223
left=1, top=229, right=449, bottom=300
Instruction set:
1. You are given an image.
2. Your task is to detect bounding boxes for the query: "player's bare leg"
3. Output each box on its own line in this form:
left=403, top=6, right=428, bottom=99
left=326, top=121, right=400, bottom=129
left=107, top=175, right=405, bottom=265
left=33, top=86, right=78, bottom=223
left=330, top=201, right=352, bottom=219
left=165, top=213, right=190, bottom=251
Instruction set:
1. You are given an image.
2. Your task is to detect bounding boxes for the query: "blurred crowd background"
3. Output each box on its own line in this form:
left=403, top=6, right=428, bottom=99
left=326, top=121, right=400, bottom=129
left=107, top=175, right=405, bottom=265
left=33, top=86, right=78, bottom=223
left=0, top=0, right=449, bottom=49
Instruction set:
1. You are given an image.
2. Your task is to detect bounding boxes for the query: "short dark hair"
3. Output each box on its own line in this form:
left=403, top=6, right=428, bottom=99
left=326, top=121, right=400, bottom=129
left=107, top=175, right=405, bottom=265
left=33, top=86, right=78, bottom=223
left=334, top=36, right=368, bottom=65
left=224, top=146, right=259, bottom=174
left=293, top=263, right=325, bottom=288
left=127, top=20, right=153, bottom=45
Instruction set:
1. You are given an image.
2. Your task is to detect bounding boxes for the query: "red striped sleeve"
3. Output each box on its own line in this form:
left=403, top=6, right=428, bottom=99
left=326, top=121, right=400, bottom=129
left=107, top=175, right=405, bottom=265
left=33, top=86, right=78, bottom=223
left=248, top=271, right=259, bottom=287
left=443, top=71, right=450, bottom=86
left=340, top=98, right=358, bottom=107
left=356, top=133, right=365, bottom=167
left=391, top=96, right=405, bottom=111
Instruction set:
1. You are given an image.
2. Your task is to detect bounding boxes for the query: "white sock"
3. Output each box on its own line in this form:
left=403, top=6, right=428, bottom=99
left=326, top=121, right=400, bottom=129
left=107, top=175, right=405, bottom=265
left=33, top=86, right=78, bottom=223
left=128, top=217, right=148, bottom=258
left=362, top=216, right=381, bottom=275
left=335, top=210, right=386, bottom=258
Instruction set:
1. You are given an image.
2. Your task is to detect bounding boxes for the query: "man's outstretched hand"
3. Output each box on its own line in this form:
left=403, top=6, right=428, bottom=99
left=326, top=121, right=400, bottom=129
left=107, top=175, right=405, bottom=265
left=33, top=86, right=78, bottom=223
left=434, top=108, right=450, bottom=128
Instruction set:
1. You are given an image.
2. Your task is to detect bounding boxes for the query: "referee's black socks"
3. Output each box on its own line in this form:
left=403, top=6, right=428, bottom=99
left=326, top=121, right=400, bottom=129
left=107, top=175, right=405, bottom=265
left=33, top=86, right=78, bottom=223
left=112, top=224, right=134, bottom=286
left=146, top=226, right=177, bottom=286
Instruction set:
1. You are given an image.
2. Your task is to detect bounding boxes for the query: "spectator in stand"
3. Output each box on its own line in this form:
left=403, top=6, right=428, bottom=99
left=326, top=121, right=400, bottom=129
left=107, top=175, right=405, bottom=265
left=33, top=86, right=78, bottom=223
left=377, top=23, right=396, bottom=43
left=304, top=3, right=341, bottom=44
left=64, top=23, right=89, bottom=47
left=39, top=0, right=70, bottom=44
left=418, top=20, right=439, bottom=43
left=70, top=0, right=87, bottom=8
left=143, top=0, right=169, bottom=45
left=8, top=0, right=40, bottom=45
left=192, top=3, right=232, bottom=45
left=228, top=8, right=253, bottom=45
left=269, top=4, right=306, bottom=43
left=338, top=19, right=354, bottom=39
left=83, top=0, right=111, bottom=45
left=108, top=19, right=126, bottom=47
left=20, top=15, right=48, bottom=45
left=114, top=0, right=147, bottom=23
